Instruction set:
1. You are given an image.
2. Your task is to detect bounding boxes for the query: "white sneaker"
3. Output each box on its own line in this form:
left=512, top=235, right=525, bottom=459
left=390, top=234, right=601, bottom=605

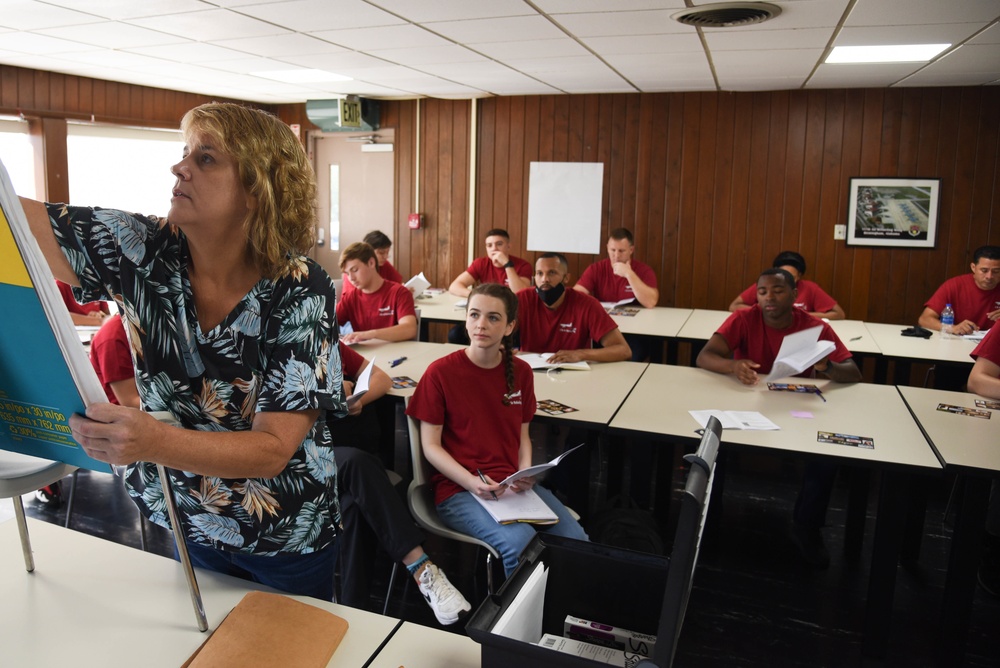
left=417, top=563, right=471, bottom=625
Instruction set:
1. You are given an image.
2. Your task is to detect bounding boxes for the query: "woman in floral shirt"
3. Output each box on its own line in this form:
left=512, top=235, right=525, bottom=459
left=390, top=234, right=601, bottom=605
left=22, top=103, right=347, bottom=600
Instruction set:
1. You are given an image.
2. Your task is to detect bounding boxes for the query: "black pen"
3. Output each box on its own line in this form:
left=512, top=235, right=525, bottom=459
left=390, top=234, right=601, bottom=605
left=477, top=469, right=498, bottom=501
left=814, top=388, right=827, bottom=403
left=390, top=356, right=407, bottom=368
left=849, top=336, right=862, bottom=341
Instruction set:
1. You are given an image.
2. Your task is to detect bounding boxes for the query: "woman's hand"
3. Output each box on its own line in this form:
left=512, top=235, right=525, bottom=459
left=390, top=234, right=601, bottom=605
left=468, top=471, right=506, bottom=500
left=69, top=403, right=160, bottom=466
left=507, top=475, right=535, bottom=493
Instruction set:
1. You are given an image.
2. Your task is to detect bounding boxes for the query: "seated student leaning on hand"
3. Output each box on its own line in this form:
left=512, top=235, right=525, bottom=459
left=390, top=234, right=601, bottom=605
left=729, top=250, right=845, bottom=320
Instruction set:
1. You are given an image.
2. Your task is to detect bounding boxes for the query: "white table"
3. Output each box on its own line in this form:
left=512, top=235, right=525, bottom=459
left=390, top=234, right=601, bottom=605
left=368, top=621, right=481, bottom=667
left=607, top=365, right=941, bottom=658
left=0, top=519, right=398, bottom=666
left=897, top=386, right=1000, bottom=665
left=350, top=339, right=463, bottom=397
left=609, top=306, right=693, bottom=338
left=531, top=360, right=647, bottom=427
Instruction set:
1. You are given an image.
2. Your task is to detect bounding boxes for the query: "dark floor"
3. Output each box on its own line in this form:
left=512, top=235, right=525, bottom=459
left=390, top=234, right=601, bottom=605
left=19, top=425, right=1000, bottom=668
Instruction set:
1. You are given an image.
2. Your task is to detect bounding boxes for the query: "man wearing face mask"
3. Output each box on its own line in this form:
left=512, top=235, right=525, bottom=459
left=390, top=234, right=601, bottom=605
left=516, top=253, right=631, bottom=363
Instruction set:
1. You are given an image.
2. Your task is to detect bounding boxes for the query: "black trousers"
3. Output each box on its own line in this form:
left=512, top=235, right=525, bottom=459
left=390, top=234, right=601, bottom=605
left=334, top=446, right=424, bottom=608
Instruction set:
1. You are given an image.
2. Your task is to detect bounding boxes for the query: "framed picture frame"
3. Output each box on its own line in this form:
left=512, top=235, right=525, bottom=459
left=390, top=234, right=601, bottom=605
left=846, top=177, right=941, bottom=248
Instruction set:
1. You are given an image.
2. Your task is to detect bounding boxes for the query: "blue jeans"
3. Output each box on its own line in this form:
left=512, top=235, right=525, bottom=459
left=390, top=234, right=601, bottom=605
left=180, top=540, right=338, bottom=601
left=437, top=485, right=589, bottom=577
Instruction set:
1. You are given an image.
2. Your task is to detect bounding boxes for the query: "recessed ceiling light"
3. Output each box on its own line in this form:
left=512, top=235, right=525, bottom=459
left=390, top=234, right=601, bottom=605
left=251, top=69, right=352, bottom=83
left=826, top=44, right=950, bottom=64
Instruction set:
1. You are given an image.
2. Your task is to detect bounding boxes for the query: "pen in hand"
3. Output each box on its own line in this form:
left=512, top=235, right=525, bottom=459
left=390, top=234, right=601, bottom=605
left=477, top=469, right=498, bottom=501
left=390, top=356, right=407, bottom=368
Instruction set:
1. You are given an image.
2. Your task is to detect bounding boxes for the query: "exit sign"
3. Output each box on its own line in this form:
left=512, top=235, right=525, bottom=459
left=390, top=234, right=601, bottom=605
left=339, top=98, right=362, bottom=128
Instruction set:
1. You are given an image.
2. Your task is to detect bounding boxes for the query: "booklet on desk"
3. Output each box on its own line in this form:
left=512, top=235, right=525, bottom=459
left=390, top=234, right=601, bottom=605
left=518, top=353, right=590, bottom=371
left=404, top=270, right=431, bottom=295
left=0, top=159, right=110, bottom=472
left=764, top=325, right=835, bottom=381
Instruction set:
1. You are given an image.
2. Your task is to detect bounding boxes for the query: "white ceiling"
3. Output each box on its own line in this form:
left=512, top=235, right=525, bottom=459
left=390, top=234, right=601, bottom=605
left=0, top=0, right=997, bottom=104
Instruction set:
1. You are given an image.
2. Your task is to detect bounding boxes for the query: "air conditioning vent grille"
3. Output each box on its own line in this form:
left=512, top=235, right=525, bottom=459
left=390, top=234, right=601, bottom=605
left=673, top=2, right=781, bottom=28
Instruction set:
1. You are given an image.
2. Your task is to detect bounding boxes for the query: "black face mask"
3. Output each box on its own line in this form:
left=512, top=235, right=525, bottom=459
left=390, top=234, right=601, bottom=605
left=536, top=282, right=565, bottom=307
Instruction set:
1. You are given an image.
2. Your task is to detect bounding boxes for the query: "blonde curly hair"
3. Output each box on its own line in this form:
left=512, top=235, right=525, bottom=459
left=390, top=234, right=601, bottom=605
left=180, top=102, right=316, bottom=279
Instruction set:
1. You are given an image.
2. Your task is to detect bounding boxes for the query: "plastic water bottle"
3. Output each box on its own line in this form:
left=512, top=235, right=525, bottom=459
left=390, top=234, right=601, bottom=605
left=941, top=303, right=955, bottom=339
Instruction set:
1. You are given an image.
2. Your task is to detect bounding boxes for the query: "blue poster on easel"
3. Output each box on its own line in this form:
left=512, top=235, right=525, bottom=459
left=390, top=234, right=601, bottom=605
left=0, top=159, right=111, bottom=473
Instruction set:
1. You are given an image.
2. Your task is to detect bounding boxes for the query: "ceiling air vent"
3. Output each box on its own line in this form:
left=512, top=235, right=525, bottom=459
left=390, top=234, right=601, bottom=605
left=672, top=2, right=781, bottom=28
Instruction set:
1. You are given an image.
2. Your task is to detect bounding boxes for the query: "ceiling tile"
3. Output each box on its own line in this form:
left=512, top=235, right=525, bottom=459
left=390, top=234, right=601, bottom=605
left=0, top=31, right=99, bottom=55
left=721, top=76, right=810, bottom=91
left=806, top=62, right=920, bottom=88
left=0, top=1, right=101, bottom=30
left=705, top=0, right=848, bottom=31
left=583, top=33, right=703, bottom=54
left=474, top=38, right=590, bottom=60
left=969, top=23, right=1000, bottom=44
left=713, top=48, right=824, bottom=78
left=836, top=23, right=987, bottom=46
left=125, top=42, right=254, bottom=64
left=214, top=33, right=349, bottom=58
left=540, top=0, right=686, bottom=12
left=845, top=0, right=1000, bottom=26
left=126, top=8, right=292, bottom=41
left=366, top=45, right=488, bottom=67
left=37, top=21, right=183, bottom=49
left=503, top=55, right=612, bottom=75
left=41, top=0, right=207, bottom=20
left=310, top=25, right=451, bottom=51
left=366, top=0, right=532, bottom=23
left=426, top=16, right=566, bottom=44
left=554, top=10, right=689, bottom=37
left=706, top=27, right=834, bottom=51
left=276, top=51, right=393, bottom=72
left=234, top=0, right=405, bottom=32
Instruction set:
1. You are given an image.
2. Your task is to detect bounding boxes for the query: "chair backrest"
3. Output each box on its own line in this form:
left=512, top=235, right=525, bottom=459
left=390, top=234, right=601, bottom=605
left=403, top=396, right=430, bottom=487
left=645, top=415, right=722, bottom=668
left=332, top=278, right=343, bottom=303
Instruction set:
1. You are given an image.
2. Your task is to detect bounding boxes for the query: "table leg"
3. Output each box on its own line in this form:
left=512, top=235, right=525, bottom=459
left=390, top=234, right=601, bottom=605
left=862, top=469, right=910, bottom=658
left=844, top=467, right=870, bottom=562
left=936, top=474, right=989, bottom=667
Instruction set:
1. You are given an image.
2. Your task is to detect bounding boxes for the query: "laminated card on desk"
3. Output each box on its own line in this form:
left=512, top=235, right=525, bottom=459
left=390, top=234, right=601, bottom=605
left=764, top=325, right=835, bottom=381
left=404, top=271, right=431, bottom=295
left=689, top=410, right=780, bottom=431
left=499, top=442, right=585, bottom=486
left=518, top=353, right=590, bottom=371
left=472, top=487, right=559, bottom=525
left=0, top=158, right=110, bottom=472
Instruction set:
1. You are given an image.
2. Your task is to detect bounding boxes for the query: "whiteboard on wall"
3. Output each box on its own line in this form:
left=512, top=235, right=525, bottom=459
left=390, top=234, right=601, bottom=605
left=526, top=162, right=603, bottom=255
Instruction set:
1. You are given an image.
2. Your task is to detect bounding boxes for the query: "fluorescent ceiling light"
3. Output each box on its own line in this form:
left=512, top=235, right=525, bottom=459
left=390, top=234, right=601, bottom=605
left=826, top=44, right=950, bottom=64
left=251, top=69, right=352, bottom=83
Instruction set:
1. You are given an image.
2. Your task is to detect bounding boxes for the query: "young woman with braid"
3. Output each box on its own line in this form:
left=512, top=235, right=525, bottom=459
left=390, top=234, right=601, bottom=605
left=406, top=283, right=588, bottom=577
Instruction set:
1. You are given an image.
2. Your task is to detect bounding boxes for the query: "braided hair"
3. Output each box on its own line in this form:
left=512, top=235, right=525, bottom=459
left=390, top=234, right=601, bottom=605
left=468, top=283, right=519, bottom=398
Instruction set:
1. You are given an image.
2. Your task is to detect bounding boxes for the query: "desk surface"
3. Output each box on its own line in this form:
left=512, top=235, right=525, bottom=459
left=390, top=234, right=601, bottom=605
left=414, top=291, right=466, bottom=323
left=368, top=621, right=481, bottom=668
left=609, top=365, right=941, bottom=470
left=351, top=339, right=463, bottom=397
left=864, top=322, right=978, bottom=364
left=0, top=519, right=399, bottom=666
left=897, top=385, right=1000, bottom=473
left=609, top=306, right=693, bottom=337
left=532, top=361, right=647, bottom=427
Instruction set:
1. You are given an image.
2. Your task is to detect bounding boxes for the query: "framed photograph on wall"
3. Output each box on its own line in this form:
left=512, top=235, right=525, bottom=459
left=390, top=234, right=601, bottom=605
left=846, top=177, right=941, bottom=248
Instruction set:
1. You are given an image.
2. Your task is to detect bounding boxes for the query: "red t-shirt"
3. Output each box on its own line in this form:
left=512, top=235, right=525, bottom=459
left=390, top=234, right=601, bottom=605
left=58, top=280, right=106, bottom=315
left=336, top=280, right=416, bottom=333
left=738, top=279, right=838, bottom=314
left=715, top=306, right=852, bottom=376
left=971, top=325, right=1000, bottom=366
left=341, top=261, right=404, bottom=296
left=467, top=255, right=532, bottom=287
left=925, top=274, right=1000, bottom=331
left=338, top=340, right=365, bottom=380
left=516, top=287, right=619, bottom=353
left=576, top=258, right=658, bottom=303
left=89, top=314, right=134, bottom=404
left=406, top=350, right=536, bottom=505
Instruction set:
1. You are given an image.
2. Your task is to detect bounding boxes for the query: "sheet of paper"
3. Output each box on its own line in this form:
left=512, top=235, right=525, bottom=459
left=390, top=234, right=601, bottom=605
left=404, top=271, right=431, bottom=294
left=492, top=562, right=548, bottom=642
left=601, top=298, right=636, bottom=309
left=499, top=443, right=585, bottom=486
left=339, top=320, right=354, bottom=336
left=471, top=487, right=559, bottom=524
left=689, top=410, right=780, bottom=431
left=517, top=353, right=590, bottom=371
left=346, top=356, right=374, bottom=406
left=962, top=330, right=988, bottom=341
left=765, top=326, right=835, bottom=381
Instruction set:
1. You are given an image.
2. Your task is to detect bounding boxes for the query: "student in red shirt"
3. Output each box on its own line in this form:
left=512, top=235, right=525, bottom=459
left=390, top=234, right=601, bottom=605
left=340, top=230, right=404, bottom=297
left=406, top=283, right=587, bottom=577
left=89, top=314, right=140, bottom=408
left=57, top=279, right=109, bottom=326
left=968, top=327, right=1000, bottom=597
left=920, top=245, right=1000, bottom=335
left=699, top=268, right=861, bottom=568
left=728, top=251, right=845, bottom=320
left=337, top=242, right=417, bottom=343
left=447, top=228, right=532, bottom=298
left=574, top=227, right=659, bottom=308
left=517, top=253, right=631, bottom=364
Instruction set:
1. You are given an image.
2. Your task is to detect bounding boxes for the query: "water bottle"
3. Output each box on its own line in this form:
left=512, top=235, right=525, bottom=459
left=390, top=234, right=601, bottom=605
left=941, top=303, right=955, bottom=339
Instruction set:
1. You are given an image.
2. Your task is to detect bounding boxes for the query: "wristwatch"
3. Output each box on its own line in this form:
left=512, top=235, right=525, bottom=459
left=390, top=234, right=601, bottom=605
left=504, top=260, right=515, bottom=268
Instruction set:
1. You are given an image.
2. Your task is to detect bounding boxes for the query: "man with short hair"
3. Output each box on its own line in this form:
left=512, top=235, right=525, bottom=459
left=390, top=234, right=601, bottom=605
left=448, top=228, right=532, bottom=297
left=574, top=227, right=659, bottom=308
left=698, top=268, right=862, bottom=568
left=341, top=230, right=404, bottom=297
left=337, top=242, right=417, bottom=343
left=517, top=253, right=631, bottom=363
left=919, top=245, right=1000, bottom=335
left=728, top=250, right=845, bottom=320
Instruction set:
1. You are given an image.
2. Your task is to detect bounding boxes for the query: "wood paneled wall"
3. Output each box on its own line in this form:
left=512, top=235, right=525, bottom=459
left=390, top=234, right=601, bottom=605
left=464, top=88, right=999, bottom=324
left=6, top=63, right=998, bottom=326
